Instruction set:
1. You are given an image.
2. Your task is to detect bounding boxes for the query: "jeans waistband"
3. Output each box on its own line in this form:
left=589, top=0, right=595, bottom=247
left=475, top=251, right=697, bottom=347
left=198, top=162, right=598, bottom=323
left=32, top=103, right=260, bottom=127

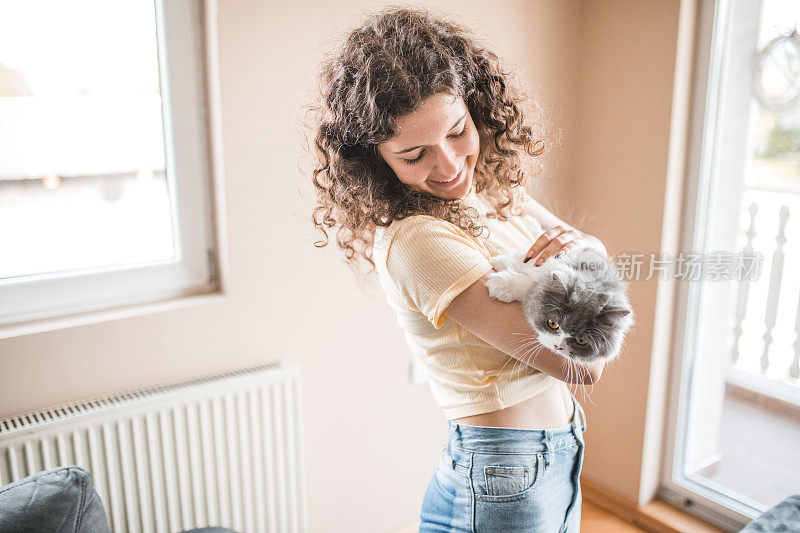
left=445, top=391, right=586, bottom=457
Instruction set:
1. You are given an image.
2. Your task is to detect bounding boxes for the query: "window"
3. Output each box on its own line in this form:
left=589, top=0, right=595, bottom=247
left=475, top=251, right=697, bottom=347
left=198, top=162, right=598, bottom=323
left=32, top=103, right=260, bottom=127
left=0, top=0, right=223, bottom=334
left=662, top=0, right=800, bottom=529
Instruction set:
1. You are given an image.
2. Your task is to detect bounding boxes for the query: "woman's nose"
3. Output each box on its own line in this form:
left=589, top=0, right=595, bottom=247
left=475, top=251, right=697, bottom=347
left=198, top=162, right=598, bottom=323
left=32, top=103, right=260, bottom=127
left=434, top=145, right=460, bottom=177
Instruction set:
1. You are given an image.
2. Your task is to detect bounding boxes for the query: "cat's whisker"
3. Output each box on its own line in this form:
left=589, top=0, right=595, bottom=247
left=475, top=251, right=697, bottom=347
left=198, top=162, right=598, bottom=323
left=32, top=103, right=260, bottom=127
left=504, top=352, right=526, bottom=382
left=513, top=344, right=543, bottom=378
left=508, top=339, right=543, bottom=360
left=508, top=341, right=540, bottom=359
left=514, top=345, right=545, bottom=380
left=569, top=360, right=580, bottom=395
left=578, top=366, right=597, bottom=405
left=559, top=358, right=576, bottom=395
left=507, top=334, right=541, bottom=349
left=526, top=344, right=546, bottom=371
left=570, top=360, right=579, bottom=395
left=501, top=339, right=543, bottom=377
left=503, top=348, right=533, bottom=377
left=576, top=364, right=593, bottom=401
left=573, top=362, right=584, bottom=397
left=511, top=336, right=543, bottom=351
left=503, top=339, right=542, bottom=367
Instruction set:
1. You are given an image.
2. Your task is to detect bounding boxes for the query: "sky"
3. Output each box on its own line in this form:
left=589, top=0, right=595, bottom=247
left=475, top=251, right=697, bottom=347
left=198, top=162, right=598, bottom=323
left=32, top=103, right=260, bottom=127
left=0, top=0, right=160, bottom=96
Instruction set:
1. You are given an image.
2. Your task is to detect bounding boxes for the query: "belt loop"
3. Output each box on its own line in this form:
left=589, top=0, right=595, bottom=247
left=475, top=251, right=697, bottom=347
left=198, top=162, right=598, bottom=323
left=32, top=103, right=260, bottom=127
left=574, top=395, right=586, bottom=433
left=571, top=395, right=579, bottom=430
left=543, top=429, right=552, bottom=470
left=446, top=422, right=458, bottom=468
left=569, top=392, right=584, bottom=431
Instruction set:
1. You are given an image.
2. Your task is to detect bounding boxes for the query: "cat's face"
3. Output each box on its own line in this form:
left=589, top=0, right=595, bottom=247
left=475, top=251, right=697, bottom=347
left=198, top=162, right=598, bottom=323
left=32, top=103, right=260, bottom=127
left=521, top=251, right=634, bottom=364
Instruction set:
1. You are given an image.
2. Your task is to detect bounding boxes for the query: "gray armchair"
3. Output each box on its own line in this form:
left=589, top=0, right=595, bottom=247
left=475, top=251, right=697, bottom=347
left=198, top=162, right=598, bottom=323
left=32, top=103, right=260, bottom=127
left=740, top=495, right=800, bottom=532
left=0, top=467, right=237, bottom=533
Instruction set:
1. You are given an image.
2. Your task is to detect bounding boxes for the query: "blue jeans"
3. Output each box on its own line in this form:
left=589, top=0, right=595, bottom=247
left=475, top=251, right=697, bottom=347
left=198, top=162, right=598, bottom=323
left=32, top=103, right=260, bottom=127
left=419, top=393, right=587, bottom=532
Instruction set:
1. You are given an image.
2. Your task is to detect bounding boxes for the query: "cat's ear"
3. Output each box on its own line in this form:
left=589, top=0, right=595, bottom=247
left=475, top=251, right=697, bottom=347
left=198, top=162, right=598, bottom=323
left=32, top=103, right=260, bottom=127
left=599, top=306, right=631, bottom=321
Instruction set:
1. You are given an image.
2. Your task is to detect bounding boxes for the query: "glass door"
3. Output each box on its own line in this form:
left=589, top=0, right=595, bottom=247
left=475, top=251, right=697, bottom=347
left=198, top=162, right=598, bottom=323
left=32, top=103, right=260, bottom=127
left=662, top=0, right=800, bottom=530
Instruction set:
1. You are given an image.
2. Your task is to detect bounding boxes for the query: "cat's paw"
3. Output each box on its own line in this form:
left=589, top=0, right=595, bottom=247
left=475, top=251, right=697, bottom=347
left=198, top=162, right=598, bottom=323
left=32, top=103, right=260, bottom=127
left=490, top=254, right=515, bottom=272
left=485, top=271, right=519, bottom=303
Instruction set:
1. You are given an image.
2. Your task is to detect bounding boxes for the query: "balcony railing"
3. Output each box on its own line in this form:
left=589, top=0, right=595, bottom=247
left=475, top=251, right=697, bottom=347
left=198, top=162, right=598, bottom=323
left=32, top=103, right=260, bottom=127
left=729, top=186, right=800, bottom=406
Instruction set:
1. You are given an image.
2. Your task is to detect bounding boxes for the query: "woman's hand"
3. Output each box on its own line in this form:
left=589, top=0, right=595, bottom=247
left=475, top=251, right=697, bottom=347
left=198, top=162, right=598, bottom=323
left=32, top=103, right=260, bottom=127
left=523, top=226, right=607, bottom=266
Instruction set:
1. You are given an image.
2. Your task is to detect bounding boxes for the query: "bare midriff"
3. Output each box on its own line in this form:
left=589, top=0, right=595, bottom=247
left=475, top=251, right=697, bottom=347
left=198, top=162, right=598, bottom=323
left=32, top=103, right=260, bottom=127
left=451, top=380, right=576, bottom=430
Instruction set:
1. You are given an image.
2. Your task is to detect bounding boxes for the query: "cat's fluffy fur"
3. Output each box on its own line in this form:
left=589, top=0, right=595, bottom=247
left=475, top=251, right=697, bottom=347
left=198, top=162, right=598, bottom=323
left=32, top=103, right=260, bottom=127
left=485, top=215, right=634, bottom=364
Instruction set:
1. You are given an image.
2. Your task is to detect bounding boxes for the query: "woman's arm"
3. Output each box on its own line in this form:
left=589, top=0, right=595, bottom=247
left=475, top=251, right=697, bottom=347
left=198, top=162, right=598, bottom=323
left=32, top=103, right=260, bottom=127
left=444, top=270, right=604, bottom=385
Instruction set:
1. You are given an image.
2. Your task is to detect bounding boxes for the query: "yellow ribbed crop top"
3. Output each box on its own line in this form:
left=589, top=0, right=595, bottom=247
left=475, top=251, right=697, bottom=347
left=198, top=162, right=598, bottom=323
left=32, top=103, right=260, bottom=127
left=372, top=187, right=557, bottom=419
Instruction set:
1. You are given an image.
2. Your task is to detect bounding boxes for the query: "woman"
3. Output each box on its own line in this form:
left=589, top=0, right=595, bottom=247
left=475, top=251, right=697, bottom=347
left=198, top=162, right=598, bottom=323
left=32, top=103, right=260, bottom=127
left=308, top=7, right=607, bottom=532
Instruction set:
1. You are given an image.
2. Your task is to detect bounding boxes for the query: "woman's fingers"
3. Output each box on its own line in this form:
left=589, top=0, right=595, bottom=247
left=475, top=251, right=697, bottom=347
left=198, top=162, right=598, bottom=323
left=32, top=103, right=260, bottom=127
left=523, top=226, right=569, bottom=263
left=533, top=232, right=581, bottom=266
left=523, top=227, right=584, bottom=266
left=551, top=238, right=586, bottom=260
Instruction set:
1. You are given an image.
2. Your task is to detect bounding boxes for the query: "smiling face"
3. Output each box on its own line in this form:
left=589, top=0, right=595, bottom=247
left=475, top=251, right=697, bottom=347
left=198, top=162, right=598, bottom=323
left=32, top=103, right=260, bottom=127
left=377, top=92, right=481, bottom=200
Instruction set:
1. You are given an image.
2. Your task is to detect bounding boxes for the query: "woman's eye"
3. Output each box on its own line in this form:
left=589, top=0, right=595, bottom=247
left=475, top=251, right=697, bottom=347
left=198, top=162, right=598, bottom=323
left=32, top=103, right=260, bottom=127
left=402, top=127, right=466, bottom=165
left=575, top=336, right=587, bottom=346
left=402, top=127, right=467, bottom=165
left=448, top=127, right=467, bottom=139
left=547, top=319, right=559, bottom=330
left=403, top=149, right=426, bottom=165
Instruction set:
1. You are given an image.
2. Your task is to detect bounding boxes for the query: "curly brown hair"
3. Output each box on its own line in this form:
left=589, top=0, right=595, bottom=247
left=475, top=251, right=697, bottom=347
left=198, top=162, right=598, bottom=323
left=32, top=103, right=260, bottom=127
left=305, top=6, right=553, bottom=279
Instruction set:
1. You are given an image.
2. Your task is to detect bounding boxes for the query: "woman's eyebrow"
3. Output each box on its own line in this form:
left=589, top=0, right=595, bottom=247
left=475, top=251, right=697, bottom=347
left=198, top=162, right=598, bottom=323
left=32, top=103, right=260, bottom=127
left=393, top=112, right=467, bottom=154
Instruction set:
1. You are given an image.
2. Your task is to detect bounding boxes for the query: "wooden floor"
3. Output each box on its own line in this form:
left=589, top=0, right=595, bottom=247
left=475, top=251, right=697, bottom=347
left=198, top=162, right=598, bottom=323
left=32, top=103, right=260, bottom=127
left=581, top=500, right=646, bottom=532
left=394, top=501, right=647, bottom=532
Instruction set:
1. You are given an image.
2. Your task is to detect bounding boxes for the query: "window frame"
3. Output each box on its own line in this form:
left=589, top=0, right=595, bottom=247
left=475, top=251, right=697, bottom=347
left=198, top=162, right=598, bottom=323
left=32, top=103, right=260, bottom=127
left=0, top=0, right=227, bottom=338
left=659, top=0, right=772, bottom=529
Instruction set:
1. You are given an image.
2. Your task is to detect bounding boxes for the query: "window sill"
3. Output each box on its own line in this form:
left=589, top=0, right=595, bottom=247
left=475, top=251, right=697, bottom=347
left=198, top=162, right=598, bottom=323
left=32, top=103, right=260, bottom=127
left=0, top=288, right=227, bottom=340
left=582, top=478, right=727, bottom=533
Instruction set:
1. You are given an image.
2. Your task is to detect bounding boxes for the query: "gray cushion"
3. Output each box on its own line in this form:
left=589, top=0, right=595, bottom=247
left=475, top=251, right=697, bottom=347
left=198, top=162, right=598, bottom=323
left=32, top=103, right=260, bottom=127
left=741, top=495, right=800, bottom=532
left=0, top=466, right=239, bottom=533
left=182, top=530, right=238, bottom=532
left=0, top=466, right=110, bottom=533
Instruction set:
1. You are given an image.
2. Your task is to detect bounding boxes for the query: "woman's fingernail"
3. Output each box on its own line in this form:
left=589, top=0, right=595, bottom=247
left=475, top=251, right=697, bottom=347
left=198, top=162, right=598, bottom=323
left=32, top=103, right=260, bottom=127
left=555, top=251, right=565, bottom=258
left=523, top=254, right=532, bottom=263
left=534, top=258, right=544, bottom=266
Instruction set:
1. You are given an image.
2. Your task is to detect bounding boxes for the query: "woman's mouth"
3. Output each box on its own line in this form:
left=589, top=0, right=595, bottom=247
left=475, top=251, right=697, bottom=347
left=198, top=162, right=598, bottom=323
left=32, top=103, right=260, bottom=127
left=429, top=167, right=464, bottom=188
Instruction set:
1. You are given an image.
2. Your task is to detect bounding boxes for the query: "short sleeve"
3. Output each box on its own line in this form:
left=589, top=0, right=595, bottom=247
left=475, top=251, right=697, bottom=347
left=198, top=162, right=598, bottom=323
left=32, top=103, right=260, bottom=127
left=383, top=216, right=494, bottom=329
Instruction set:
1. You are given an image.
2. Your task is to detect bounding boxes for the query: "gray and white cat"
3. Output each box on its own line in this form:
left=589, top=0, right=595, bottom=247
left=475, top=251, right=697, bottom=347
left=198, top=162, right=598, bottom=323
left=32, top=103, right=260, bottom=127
left=485, top=215, right=634, bottom=365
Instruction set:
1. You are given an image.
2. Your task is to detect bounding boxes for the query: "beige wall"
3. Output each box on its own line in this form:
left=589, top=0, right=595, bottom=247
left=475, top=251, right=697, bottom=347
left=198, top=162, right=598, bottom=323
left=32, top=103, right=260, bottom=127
left=0, top=0, right=683, bottom=530
left=571, top=0, right=682, bottom=504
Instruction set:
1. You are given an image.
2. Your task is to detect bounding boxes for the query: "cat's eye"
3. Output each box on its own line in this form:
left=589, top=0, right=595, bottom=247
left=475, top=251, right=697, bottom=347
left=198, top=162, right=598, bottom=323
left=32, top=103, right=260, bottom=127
left=575, top=336, right=587, bottom=346
left=547, top=319, right=559, bottom=330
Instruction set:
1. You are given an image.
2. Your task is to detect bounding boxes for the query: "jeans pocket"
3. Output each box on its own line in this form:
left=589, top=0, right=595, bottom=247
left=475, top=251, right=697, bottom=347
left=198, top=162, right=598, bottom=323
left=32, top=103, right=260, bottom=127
left=474, top=453, right=544, bottom=503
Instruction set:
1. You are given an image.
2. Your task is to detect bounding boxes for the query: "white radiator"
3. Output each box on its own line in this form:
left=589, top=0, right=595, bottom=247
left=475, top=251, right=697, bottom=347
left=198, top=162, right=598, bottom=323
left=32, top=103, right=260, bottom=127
left=0, top=362, right=306, bottom=533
